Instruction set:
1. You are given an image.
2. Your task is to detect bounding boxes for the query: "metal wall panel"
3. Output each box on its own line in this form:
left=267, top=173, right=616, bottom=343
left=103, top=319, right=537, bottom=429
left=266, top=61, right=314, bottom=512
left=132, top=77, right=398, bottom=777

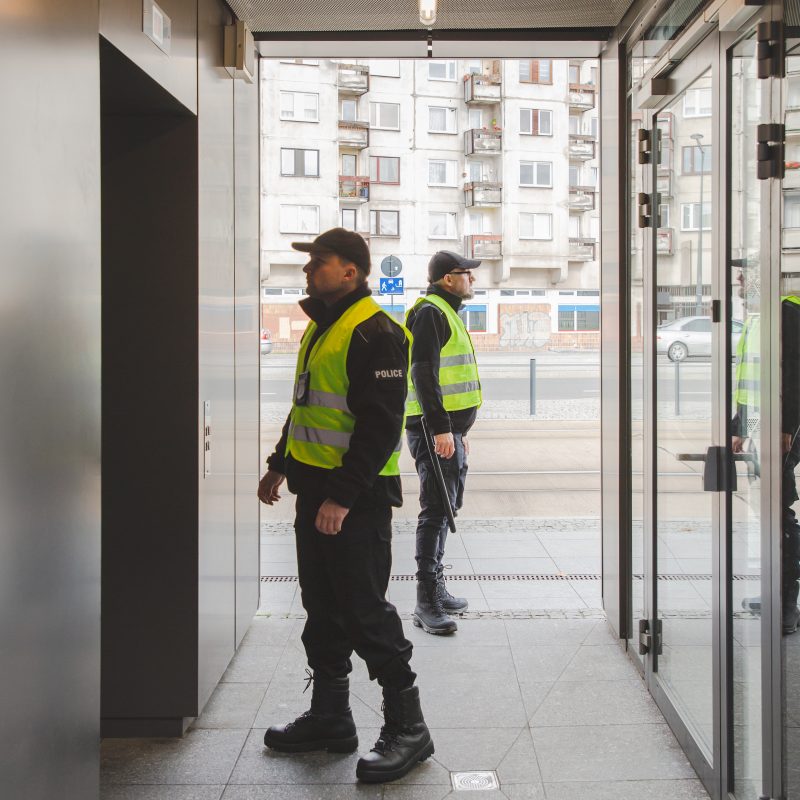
left=99, top=0, right=198, bottom=114
left=234, top=65, right=262, bottom=646
left=0, top=0, right=101, bottom=796
left=197, top=0, right=238, bottom=710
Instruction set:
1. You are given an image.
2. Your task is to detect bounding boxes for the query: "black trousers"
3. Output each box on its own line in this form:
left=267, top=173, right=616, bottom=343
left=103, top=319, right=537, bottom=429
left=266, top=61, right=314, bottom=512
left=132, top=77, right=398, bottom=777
left=784, top=439, right=800, bottom=608
left=294, top=494, right=415, bottom=688
left=406, top=427, right=468, bottom=579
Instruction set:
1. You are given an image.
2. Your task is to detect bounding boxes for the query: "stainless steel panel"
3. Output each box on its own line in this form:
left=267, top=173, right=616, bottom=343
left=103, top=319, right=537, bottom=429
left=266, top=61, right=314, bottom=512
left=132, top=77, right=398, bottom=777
left=0, top=0, right=101, bottom=796
left=99, top=0, right=198, bottom=114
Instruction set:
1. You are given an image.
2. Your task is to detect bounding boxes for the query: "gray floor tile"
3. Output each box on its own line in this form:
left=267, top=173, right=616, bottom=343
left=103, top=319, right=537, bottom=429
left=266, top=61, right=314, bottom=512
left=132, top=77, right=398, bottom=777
left=382, top=787, right=452, bottom=800
left=502, top=786, right=546, bottom=800
left=480, top=580, right=582, bottom=600
left=557, top=644, right=634, bottom=682
left=471, top=558, right=560, bottom=575
left=259, top=562, right=301, bottom=577
left=194, top=684, right=268, bottom=730
left=496, top=729, right=542, bottom=785
left=510, top=645, right=580, bottom=682
left=222, top=646, right=281, bottom=684
left=581, top=621, right=619, bottom=645
left=221, top=785, right=382, bottom=799
left=101, top=730, right=249, bottom=786
left=406, top=618, right=510, bottom=648
left=386, top=753, right=452, bottom=786
left=463, top=540, right=550, bottom=559
left=486, top=597, right=589, bottom=611
left=410, top=645, right=517, bottom=679
left=101, top=788, right=225, bottom=800
left=517, top=682, right=555, bottom=721
left=542, top=780, right=709, bottom=799
left=242, top=618, right=297, bottom=647
left=421, top=727, right=521, bottom=773
left=531, top=724, right=698, bottom=782
left=505, top=619, right=597, bottom=647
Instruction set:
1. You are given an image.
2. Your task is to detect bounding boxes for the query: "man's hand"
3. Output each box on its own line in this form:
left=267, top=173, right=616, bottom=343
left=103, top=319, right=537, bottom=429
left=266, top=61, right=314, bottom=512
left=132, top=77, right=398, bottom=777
left=732, top=436, right=746, bottom=454
left=433, top=431, right=455, bottom=459
left=257, top=469, right=285, bottom=505
left=315, top=499, right=350, bottom=535
left=783, top=432, right=794, bottom=454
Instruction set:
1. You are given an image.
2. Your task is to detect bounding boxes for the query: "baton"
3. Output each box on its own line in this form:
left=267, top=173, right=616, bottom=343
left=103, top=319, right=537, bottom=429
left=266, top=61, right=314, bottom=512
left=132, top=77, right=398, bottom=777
left=420, top=416, right=457, bottom=533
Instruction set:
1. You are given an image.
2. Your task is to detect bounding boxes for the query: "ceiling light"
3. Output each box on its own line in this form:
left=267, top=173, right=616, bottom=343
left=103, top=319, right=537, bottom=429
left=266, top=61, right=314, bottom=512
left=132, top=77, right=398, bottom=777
left=419, top=0, right=437, bottom=26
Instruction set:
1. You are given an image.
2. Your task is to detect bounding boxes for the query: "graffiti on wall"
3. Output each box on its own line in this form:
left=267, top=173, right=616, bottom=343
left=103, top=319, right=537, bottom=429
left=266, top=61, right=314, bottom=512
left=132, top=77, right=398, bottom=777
left=499, top=309, right=551, bottom=349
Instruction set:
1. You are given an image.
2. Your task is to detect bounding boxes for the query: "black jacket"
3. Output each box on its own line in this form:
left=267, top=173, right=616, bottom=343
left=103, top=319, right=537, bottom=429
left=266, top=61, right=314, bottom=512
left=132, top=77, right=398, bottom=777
left=267, top=285, right=408, bottom=508
left=405, top=285, right=478, bottom=436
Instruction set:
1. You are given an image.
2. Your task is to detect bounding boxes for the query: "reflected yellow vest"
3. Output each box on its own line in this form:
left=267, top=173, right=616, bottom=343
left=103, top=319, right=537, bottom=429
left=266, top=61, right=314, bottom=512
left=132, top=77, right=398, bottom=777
left=286, top=296, right=408, bottom=476
left=406, top=294, right=482, bottom=417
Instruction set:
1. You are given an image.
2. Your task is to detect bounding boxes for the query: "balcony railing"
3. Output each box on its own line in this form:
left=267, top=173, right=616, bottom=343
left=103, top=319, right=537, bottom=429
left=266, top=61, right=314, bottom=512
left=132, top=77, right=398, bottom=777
left=337, top=120, right=369, bottom=149
left=567, top=133, right=596, bottom=161
left=464, top=128, right=502, bottom=156
left=568, top=83, right=596, bottom=110
left=567, top=186, right=596, bottom=210
left=568, top=237, right=596, bottom=260
left=338, top=176, right=370, bottom=200
left=657, top=228, right=674, bottom=255
left=464, top=234, right=502, bottom=260
left=464, top=181, right=502, bottom=207
left=337, top=63, right=369, bottom=95
left=463, top=73, right=502, bottom=104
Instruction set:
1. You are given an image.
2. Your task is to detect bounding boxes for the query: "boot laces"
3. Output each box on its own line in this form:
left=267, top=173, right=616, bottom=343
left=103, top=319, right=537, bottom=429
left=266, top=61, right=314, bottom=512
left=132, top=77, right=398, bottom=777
left=302, top=668, right=314, bottom=694
left=372, top=701, right=402, bottom=753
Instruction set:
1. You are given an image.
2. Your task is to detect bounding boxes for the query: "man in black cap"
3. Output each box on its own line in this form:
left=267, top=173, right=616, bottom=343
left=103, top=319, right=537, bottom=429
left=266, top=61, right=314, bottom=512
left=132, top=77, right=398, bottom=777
left=257, top=228, right=433, bottom=783
left=405, top=250, right=483, bottom=635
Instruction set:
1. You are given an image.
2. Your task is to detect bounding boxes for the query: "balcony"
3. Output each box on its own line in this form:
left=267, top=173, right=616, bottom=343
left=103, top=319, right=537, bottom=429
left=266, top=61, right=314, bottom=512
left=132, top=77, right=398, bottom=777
left=567, top=133, right=596, bottom=161
left=465, top=234, right=502, bottom=260
left=464, top=181, right=502, bottom=207
left=337, top=63, right=369, bottom=95
left=568, top=83, right=596, bottom=110
left=568, top=186, right=596, bottom=210
left=657, top=228, right=674, bottom=255
left=464, top=128, right=502, bottom=156
left=463, top=73, right=502, bottom=104
left=337, top=120, right=369, bottom=149
left=338, top=176, right=370, bottom=201
left=568, top=237, right=596, bottom=261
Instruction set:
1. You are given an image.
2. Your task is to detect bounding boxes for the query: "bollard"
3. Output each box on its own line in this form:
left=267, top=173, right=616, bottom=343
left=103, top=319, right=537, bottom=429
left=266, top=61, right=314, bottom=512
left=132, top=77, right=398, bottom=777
left=529, top=357, right=536, bottom=416
left=674, top=358, right=681, bottom=416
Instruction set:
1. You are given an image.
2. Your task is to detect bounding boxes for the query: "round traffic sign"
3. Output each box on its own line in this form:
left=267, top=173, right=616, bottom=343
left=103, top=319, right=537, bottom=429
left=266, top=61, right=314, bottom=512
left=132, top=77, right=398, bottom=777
left=380, top=255, right=402, bottom=277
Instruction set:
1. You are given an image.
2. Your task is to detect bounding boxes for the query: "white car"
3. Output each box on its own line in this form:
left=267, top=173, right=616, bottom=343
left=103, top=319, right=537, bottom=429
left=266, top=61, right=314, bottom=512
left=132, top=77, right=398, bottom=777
left=656, top=315, right=743, bottom=362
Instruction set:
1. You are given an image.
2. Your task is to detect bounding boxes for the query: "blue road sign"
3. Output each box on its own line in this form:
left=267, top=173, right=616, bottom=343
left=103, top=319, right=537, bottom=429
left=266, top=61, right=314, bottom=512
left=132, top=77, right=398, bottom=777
left=379, top=277, right=404, bottom=295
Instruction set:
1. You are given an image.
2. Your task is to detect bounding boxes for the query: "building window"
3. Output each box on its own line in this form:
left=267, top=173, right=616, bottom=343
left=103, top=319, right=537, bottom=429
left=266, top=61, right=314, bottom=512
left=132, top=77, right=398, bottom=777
left=428, top=211, right=458, bottom=239
left=279, top=59, right=319, bottom=66
left=683, top=87, right=712, bottom=117
left=341, top=153, right=357, bottom=176
left=370, top=210, right=399, bottom=236
left=520, top=108, right=552, bottom=136
left=558, top=305, right=600, bottom=331
left=279, top=204, right=319, bottom=234
left=428, top=60, right=457, bottom=81
left=680, top=202, right=712, bottom=231
left=519, top=59, right=552, bottom=84
left=468, top=161, right=486, bottom=182
left=369, top=156, right=400, bottom=184
left=370, top=60, right=400, bottom=77
left=468, top=108, right=483, bottom=128
left=785, top=192, right=800, bottom=228
left=659, top=203, right=671, bottom=227
left=370, top=102, right=400, bottom=130
left=340, top=99, right=357, bottom=122
left=279, top=91, right=319, bottom=122
left=280, top=148, right=319, bottom=177
left=341, top=208, right=357, bottom=230
left=458, top=304, right=488, bottom=332
left=428, top=159, right=458, bottom=186
left=519, top=212, right=552, bottom=239
left=519, top=161, right=553, bottom=187
left=428, top=106, right=457, bottom=133
left=681, top=144, right=712, bottom=174
left=569, top=165, right=580, bottom=187
left=568, top=64, right=580, bottom=83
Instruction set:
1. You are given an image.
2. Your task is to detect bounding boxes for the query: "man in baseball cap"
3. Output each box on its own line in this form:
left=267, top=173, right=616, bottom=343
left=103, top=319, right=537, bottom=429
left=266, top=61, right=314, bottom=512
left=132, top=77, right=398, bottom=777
left=404, top=250, right=483, bottom=635
left=292, top=227, right=371, bottom=277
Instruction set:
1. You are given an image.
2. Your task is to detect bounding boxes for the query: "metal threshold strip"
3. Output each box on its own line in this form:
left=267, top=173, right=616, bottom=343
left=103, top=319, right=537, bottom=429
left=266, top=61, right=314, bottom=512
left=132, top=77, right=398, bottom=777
left=261, top=573, right=761, bottom=582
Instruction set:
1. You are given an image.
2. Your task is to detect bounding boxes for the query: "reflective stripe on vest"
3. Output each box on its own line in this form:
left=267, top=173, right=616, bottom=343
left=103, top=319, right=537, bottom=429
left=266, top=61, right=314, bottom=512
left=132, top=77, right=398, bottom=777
left=286, top=295, right=409, bottom=476
left=406, top=294, right=482, bottom=416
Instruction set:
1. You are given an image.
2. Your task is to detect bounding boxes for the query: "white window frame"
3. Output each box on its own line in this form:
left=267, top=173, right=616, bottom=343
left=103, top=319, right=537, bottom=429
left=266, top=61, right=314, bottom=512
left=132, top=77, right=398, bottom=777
left=369, top=155, right=401, bottom=184
left=428, top=159, right=458, bottom=186
left=428, top=211, right=458, bottom=239
left=519, top=161, right=553, bottom=188
left=680, top=202, right=711, bottom=231
left=279, top=91, right=319, bottom=122
left=341, top=208, right=357, bottom=230
left=520, top=108, right=553, bottom=136
left=279, top=204, right=319, bottom=234
left=370, top=210, right=400, bottom=237
left=279, top=59, right=320, bottom=66
left=428, top=105, right=458, bottom=134
left=428, top=60, right=457, bottom=81
left=280, top=148, right=320, bottom=177
left=683, top=87, right=712, bottom=118
left=340, top=99, right=357, bottom=122
left=369, top=102, right=401, bottom=130
left=519, top=212, right=553, bottom=240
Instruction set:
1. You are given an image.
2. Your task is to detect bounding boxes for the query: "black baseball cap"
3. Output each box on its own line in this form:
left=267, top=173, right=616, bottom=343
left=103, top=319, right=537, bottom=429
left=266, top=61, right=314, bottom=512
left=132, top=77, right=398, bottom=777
left=292, top=228, right=371, bottom=275
left=428, top=250, right=481, bottom=282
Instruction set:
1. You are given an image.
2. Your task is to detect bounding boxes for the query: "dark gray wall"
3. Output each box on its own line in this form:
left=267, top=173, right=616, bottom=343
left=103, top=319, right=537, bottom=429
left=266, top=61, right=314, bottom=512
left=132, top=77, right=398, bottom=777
left=0, top=0, right=101, bottom=797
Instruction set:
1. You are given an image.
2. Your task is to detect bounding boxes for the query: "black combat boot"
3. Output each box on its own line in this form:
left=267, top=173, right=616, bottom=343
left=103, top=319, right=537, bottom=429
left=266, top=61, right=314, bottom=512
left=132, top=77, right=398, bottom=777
left=435, top=565, right=468, bottom=613
left=356, top=685, right=434, bottom=783
left=263, top=672, right=358, bottom=753
left=413, top=578, right=457, bottom=635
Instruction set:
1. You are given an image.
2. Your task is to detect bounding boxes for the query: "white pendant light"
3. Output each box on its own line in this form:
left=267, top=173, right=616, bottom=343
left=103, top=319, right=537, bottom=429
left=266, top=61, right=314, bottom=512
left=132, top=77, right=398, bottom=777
left=419, top=0, right=437, bottom=26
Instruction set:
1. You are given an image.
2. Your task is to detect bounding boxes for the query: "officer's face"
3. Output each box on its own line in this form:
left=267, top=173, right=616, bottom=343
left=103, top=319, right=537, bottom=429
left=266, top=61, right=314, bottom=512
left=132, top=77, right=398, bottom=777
left=444, top=269, right=476, bottom=300
left=304, top=252, right=358, bottom=302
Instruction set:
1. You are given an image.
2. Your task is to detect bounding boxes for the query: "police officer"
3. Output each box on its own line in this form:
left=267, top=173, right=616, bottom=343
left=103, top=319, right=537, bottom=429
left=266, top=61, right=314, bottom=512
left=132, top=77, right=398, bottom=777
left=405, top=251, right=482, bottom=635
left=257, top=228, right=433, bottom=783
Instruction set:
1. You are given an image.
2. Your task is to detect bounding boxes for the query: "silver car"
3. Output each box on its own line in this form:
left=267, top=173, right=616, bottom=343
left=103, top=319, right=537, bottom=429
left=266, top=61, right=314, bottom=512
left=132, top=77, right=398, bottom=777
left=656, top=315, right=743, bottom=362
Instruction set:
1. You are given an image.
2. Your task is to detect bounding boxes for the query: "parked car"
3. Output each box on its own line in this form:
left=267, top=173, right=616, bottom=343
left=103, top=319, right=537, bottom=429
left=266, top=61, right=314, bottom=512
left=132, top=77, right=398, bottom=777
left=656, top=315, right=743, bottom=361
left=260, top=328, right=273, bottom=356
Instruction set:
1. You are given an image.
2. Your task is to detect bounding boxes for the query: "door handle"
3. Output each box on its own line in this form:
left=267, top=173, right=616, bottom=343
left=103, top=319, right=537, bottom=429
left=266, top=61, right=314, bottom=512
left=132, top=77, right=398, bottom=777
left=675, top=446, right=737, bottom=492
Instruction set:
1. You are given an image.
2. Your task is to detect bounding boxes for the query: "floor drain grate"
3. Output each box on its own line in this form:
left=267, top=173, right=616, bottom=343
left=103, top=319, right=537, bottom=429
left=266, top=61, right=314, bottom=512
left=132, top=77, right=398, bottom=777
left=451, top=771, right=500, bottom=791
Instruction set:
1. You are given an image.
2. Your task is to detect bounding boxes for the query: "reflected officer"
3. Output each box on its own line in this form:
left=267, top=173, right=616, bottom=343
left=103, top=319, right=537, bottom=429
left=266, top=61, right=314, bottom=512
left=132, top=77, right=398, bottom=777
left=405, top=251, right=483, bottom=635
left=257, top=229, right=433, bottom=783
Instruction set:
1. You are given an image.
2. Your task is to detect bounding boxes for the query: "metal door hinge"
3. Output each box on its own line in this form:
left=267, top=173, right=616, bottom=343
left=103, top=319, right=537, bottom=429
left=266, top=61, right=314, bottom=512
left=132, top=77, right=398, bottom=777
left=638, top=192, right=652, bottom=228
left=757, top=21, right=783, bottom=79
left=638, top=619, right=662, bottom=655
left=757, top=123, right=784, bottom=180
left=637, top=127, right=652, bottom=164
